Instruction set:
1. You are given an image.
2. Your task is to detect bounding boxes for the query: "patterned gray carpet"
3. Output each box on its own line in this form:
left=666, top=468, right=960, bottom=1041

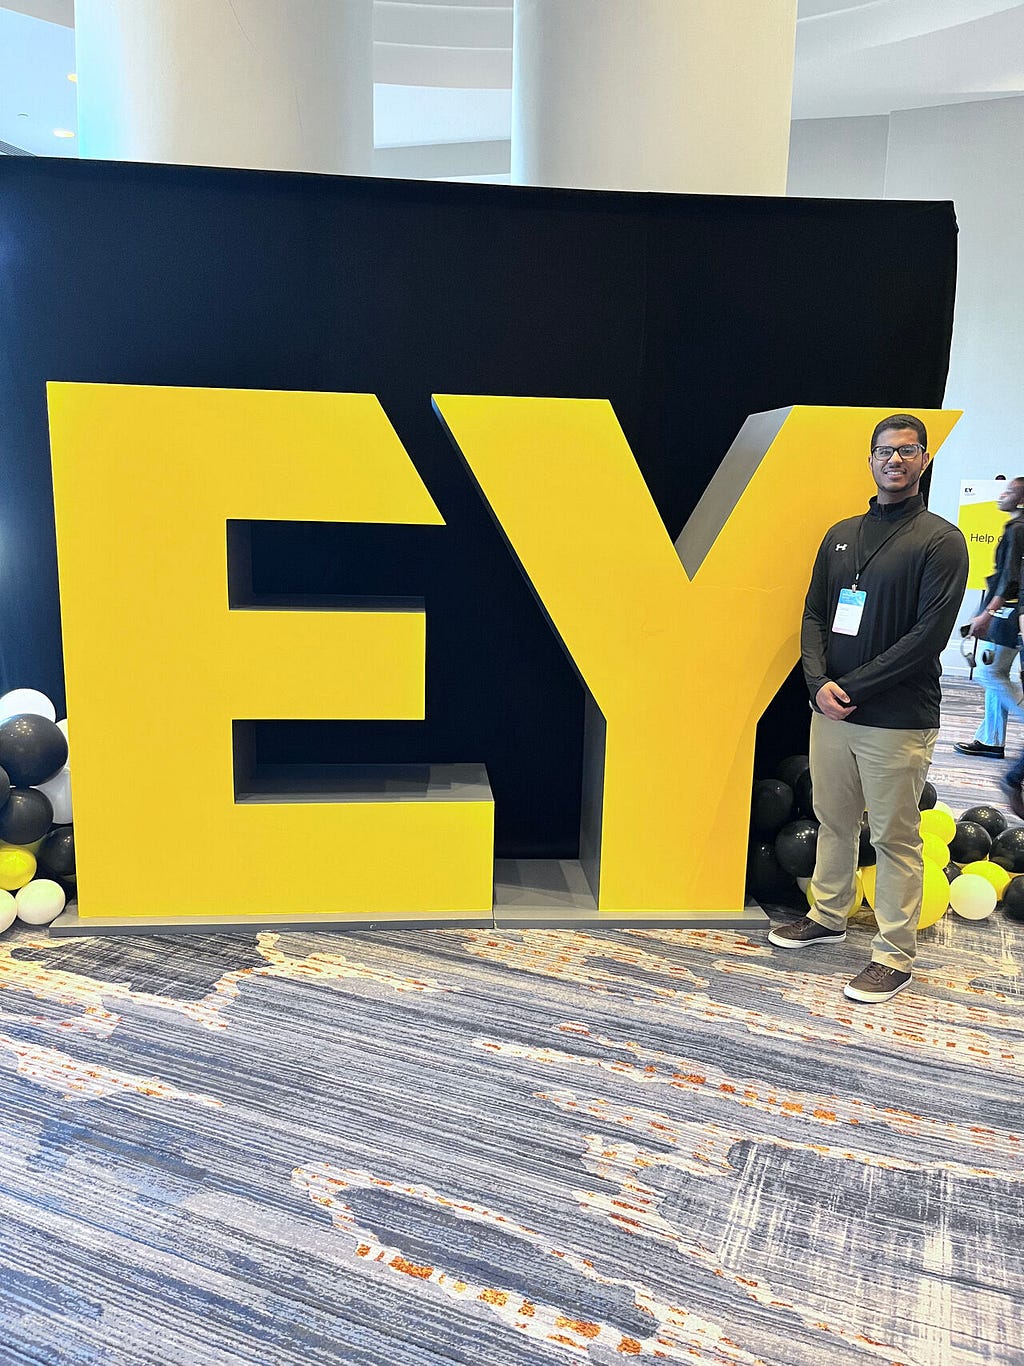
left=0, top=679, right=1021, bottom=1365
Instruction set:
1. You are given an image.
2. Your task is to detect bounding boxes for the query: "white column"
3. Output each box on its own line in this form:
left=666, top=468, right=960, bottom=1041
left=75, top=0, right=373, bottom=175
left=512, top=0, right=797, bottom=195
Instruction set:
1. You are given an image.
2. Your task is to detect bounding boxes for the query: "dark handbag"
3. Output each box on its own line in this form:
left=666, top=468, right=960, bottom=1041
left=984, top=601, right=1021, bottom=649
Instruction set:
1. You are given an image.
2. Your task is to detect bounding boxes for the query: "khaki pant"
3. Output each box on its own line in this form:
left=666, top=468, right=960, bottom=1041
left=807, top=713, right=938, bottom=971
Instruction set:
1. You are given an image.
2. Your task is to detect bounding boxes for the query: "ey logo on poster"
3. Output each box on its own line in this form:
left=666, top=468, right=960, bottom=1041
left=47, top=387, right=960, bottom=922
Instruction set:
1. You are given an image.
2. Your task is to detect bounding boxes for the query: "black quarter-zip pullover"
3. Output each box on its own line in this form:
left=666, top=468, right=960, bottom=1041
left=801, top=494, right=969, bottom=729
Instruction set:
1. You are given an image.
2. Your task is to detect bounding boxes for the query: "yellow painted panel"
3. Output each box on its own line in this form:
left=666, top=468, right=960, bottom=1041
left=435, top=397, right=961, bottom=914
left=49, top=384, right=493, bottom=919
left=956, top=500, right=1003, bottom=592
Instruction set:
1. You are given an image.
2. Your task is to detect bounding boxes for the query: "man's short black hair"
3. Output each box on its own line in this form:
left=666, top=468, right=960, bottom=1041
left=871, top=413, right=928, bottom=449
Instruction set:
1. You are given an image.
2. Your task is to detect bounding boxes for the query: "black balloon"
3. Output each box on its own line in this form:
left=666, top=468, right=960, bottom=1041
left=746, top=839, right=797, bottom=902
left=960, top=804, right=1008, bottom=840
left=750, top=779, right=794, bottom=835
left=0, top=714, right=67, bottom=788
left=775, top=819, right=819, bottom=879
left=942, top=861, right=962, bottom=884
left=990, top=826, right=1024, bottom=874
left=794, top=770, right=816, bottom=820
left=948, top=820, right=993, bottom=864
left=918, top=781, right=937, bottom=811
left=0, top=765, right=9, bottom=812
left=1002, top=876, right=1024, bottom=922
left=775, top=755, right=809, bottom=791
left=39, top=826, right=75, bottom=878
left=858, top=813, right=876, bottom=867
left=0, top=787, right=53, bottom=845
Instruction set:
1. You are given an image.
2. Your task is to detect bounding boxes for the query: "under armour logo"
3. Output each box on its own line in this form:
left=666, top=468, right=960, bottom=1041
left=835, top=542, right=848, bottom=551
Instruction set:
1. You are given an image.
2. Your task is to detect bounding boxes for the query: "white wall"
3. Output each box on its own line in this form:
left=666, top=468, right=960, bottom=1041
left=787, top=115, right=889, bottom=198
left=884, top=96, right=1024, bottom=529
left=789, top=97, right=1024, bottom=677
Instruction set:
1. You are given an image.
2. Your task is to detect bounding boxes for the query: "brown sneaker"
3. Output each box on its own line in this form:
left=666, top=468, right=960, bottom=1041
left=843, top=962, right=912, bottom=1003
left=768, top=915, right=846, bottom=949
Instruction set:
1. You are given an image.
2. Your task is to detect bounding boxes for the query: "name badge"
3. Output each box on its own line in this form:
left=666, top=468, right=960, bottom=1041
left=833, top=588, right=866, bottom=636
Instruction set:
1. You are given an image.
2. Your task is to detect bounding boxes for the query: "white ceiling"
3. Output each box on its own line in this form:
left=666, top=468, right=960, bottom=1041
left=2, top=0, right=1023, bottom=156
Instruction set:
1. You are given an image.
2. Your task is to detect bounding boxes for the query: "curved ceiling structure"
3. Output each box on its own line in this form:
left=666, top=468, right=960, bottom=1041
left=1, top=0, right=1023, bottom=158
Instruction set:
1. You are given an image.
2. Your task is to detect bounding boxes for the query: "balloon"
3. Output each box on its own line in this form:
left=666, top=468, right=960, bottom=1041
left=934, top=801, right=956, bottom=820
left=0, top=689, right=55, bottom=723
left=746, top=840, right=796, bottom=903
left=1, top=837, right=46, bottom=855
left=960, top=805, right=1008, bottom=840
left=919, top=858, right=951, bottom=929
left=15, top=878, right=66, bottom=926
left=794, top=771, right=816, bottom=820
left=0, top=846, right=36, bottom=891
left=804, top=869, right=865, bottom=912
left=750, top=779, right=793, bottom=835
left=774, top=819, right=819, bottom=879
left=960, top=859, right=1011, bottom=897
left=942, top=861, right=962, bottom=884
left=0, top=766, right=9, bottom=812
left=920, top=807, right=956, bottom=845
left=948, top=820, right=992, bottom=864
left=990, top=826, right=1024, bottom=874
left=56, top=717, right=69, bottom=755
left=1002, top=876, right=1024, bottom=922
left=861, top=863, right=877, bottom=908
left=0, top=889, right=16, bottom=932
left=922, top=834, right=950, bottom=868
left=918, top=781, right=937, bottom=811
left=858, top=813, right=876, bottom=867
left=33, top=766, right=71, bottom=825
left=0, top=789, right=52, bottom=846
left=38, top=827, right=75, bottom=878
left=774, top=755, right=808, bottom=790
left=949, top=873, right=997, bottom=920
left=0, top=715, right=68, bottom=787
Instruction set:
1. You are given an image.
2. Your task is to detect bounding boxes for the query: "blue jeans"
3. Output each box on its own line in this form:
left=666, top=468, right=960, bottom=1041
left=973, top=643, right=1024, bottom=747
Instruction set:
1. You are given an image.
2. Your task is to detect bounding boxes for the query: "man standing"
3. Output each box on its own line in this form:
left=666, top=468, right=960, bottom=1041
left=954, top=476, right=1024, bottom=760
left=768, top=415, right=968, bottom=1004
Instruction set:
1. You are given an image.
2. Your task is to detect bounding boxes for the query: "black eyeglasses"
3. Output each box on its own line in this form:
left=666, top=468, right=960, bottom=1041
left=870, top=444, right=924, bottom=461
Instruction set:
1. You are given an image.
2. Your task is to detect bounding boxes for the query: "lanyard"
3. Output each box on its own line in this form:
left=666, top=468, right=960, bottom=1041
left=851, top=512, right=916, bottom=591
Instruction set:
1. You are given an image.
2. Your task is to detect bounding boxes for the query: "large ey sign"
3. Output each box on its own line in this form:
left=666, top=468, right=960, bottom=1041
left=47, top=386, right=960, bottom=927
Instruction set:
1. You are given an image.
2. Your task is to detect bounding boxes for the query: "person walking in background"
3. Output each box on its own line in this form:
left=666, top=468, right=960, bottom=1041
left=768, top=414, right=969, bottom=1004
left=954, top=476, right=1024, bottom=760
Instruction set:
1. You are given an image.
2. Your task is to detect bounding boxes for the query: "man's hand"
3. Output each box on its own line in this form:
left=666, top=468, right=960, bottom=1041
left=968, top=612, right=991, bottom=639
left=815, top=681, right=856, bottom=720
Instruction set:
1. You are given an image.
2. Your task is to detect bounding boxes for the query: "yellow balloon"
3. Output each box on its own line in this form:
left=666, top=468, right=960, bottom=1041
left=920, top=807, right=956, bottom=845
left=960, top=859, right=1011, bottom=897
left=922, top=834, right=950, bottom=868
left=0, top=847, right=37, bottom=891
left=919, top=857, right=951, bottom=929
left=861, top=863, right=877, bottom=909
left=805, top=869, right=866, bottom=913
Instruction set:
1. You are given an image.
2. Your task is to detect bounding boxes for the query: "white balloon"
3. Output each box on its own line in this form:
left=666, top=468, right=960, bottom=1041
left=33, top=766, right=72, bottom=825
left=948, top=873, right=997, bottom=920
left=0, top=890, right=16, bottom=933
left=796, top=876, right=811, bottom=892
left=0, top=689, right=56, bottom=723
left=933, top=801, right=956, bottom=819
left=15, top=879, right=66, bottom=926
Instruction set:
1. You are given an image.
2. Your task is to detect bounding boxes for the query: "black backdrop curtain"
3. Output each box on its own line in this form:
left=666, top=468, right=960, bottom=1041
left=0, top=159, right=957, bottom=856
